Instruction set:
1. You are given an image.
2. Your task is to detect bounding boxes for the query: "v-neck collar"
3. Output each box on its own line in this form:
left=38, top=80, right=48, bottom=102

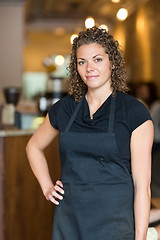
left=83, top=93, right=112, bottom=121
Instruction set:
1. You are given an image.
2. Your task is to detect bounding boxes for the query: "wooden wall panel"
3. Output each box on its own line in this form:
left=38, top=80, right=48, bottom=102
left=0, top=137, right=4, bottom=240
left=3, top=135, right=60, bottom=240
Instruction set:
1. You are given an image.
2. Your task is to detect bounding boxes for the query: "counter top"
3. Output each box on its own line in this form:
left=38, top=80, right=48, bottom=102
left=0, top=129, right=35, bottom=137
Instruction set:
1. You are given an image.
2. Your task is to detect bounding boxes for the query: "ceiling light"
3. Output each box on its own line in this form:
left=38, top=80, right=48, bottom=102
left=116, top=8, right=128, bottom=21
left=99, top=24, right=109, bottom=32
left=85, top=17, right=95, bottom=28
left=70, top=34, right=78, bottom=44
left=111, top=0, right=120, bottom=3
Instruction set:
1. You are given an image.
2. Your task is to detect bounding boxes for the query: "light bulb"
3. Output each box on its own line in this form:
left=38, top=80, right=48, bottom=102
left=55, top=55, right=65, bottom=66
left=99, top=24, right=109, bottom=32
left=85, top=17, right=95, bottom=28
left=70, top=34, right=78, bottom=44
left=112, top=0, right=120, bottom=3
left=116, top=8, right=128, bottom=21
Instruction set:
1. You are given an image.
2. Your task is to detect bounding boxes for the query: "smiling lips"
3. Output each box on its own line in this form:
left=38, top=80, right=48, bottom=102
left=86, top=75, right=99, bottom=79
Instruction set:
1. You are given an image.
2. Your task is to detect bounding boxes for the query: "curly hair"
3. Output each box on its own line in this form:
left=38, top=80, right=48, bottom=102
left=67, top=26, right=128, bottom=102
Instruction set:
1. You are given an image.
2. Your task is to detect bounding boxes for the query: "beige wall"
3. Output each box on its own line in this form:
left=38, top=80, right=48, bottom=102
left=24, top=30, right=72, bottom=72
left=0, top=4, right=24, bottom=91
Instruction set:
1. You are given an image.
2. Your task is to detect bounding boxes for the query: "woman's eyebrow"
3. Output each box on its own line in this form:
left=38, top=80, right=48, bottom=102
left=93, top=54, right=103, bottom=58
left=77, top=57, right=85, bottom=60
left=77, top=54, right=103, bottom=60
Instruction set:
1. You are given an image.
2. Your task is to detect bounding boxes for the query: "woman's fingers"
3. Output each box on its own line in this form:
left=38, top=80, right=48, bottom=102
left=48, top=194, right=60, bottom=205
left=46, top=180, right=64, bottom=205
left=54, top=184, right=65, bottom=195
left=56, top=180, right=63, bottom=188
left=51, top=189, right=63, bottom=200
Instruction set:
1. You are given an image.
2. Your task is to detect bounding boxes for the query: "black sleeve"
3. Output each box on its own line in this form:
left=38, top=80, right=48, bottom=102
left=48, top=100, right=61, bottom=130
left=130, top=99, right=152, bottom=132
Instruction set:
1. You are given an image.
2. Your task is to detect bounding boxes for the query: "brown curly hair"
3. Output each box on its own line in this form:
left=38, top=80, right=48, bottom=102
left=67, top=26, right=128, bottom=102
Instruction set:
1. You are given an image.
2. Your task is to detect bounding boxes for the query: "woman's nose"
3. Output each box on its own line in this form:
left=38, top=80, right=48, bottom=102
left=86, top=61, right=94, bottom=72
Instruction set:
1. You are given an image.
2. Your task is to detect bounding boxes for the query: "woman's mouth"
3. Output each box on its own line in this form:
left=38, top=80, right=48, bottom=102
left=86, top=75, right=99, bottom=80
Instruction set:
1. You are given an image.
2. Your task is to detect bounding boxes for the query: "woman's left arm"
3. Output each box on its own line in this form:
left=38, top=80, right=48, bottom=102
left=130, top=120, right=154, bottom=240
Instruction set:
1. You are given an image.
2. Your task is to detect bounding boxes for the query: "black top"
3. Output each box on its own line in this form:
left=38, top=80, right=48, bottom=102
left=48, top=91, right=152, bottom=170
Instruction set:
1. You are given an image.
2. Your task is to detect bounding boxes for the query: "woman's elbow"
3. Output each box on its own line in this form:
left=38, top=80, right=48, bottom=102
left=134, top=180, right=151, bottom=196
left=26, top=138, right=35, bottom=156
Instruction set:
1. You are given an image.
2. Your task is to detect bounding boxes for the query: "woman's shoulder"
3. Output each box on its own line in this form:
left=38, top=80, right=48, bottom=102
left=56, top=94, right=76, bottom=105
left=117, top=91, right=141, bottom=102
left=49, top=94, right=76, bottom=112
left=116, top=91, right=152, bottom=132
left=117, top=91, right=149, bottom=109
left=48, top=94, right=77, bottom=129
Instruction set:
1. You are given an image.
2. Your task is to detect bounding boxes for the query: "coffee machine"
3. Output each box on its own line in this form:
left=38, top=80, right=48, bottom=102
left=2, top=87, right=21, bottom=128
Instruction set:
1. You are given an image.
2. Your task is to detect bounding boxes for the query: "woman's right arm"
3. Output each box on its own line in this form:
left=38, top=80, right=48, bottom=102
left=26, top=114, right=64, bottom=205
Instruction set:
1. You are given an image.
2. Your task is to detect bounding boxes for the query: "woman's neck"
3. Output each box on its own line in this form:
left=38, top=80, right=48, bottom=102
left=85, top=87, right=113, bottom=119
left=86, top=87, right=113, bottom=106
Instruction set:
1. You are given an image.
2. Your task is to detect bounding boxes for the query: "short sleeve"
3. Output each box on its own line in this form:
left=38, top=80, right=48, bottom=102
left=48, top=100, right=61, bottom=129
left=130, top=99, right=152, bottom=132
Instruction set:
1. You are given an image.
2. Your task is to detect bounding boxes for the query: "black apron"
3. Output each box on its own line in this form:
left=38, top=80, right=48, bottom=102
left=52, top=94, right=135, bottom=240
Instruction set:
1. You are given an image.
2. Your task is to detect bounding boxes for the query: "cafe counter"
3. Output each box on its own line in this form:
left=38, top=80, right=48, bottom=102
left=0, top=129, right=61, bottom=240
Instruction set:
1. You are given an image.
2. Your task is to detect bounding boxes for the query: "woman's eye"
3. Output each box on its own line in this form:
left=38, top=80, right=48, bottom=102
left=95, top=58, right=102, bottom=62
left=78, top=61, right=85, bottom=65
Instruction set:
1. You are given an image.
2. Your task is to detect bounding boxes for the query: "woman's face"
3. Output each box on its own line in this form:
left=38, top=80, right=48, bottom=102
left=77, top=43, right=112, bottom=91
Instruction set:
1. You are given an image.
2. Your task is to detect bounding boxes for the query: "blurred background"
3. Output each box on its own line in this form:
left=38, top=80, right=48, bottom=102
left=0, top=0, right=160, bottom=239
left=0, top=0, right=160, bottom=126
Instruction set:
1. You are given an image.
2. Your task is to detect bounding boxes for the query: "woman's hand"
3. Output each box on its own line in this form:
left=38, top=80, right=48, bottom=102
left=44, top=180, right=65, bottom=205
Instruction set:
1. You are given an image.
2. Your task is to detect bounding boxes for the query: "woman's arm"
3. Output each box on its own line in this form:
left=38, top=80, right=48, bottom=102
left=130, top=120, right=154, bottom=240
left=26, top=114, right=64, bottom=205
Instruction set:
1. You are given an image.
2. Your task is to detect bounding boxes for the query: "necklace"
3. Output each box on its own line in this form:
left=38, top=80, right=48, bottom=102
left=90, top=114, right=93, bottom=119
left=85, top=94, right=94, bottom=119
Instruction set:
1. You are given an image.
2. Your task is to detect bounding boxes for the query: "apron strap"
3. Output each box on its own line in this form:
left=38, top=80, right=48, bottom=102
left=65, top=95, right=84, bottom=133
left=108, top=94, right=116, bottom=133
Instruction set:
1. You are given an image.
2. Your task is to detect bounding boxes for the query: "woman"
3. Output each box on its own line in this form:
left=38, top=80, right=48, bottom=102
left=26, top=26, right=153, bottom=239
